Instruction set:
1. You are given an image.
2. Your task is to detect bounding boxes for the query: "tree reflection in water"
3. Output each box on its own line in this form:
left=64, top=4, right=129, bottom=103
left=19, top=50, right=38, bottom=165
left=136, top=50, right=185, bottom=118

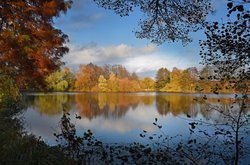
left=24, top=94, right=73, bottom=116
left=75, top=93, right=155, bottom=120
left=26, top=93, right=237, bottom=120
left=49, top=93, right=250, bottom=164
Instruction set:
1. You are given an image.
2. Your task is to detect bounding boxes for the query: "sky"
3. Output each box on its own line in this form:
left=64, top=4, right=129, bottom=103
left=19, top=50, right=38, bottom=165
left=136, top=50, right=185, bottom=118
left=54, top=0, right=228, bottom=78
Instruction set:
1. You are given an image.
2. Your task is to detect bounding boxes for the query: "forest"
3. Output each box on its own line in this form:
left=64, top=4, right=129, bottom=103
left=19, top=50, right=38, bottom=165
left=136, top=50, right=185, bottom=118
left=43, top=63, right=237, bottom=93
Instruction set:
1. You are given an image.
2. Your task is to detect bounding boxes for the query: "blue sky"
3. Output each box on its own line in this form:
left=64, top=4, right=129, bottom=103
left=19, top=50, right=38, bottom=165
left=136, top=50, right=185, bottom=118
left=54, top=0, right=228, bottom=77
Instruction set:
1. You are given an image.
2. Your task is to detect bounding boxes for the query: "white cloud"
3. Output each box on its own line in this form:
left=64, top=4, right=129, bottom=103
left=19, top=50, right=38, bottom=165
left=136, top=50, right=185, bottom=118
left=123, top=53, right=194, bottom=74
left=63, top=43, right=197, bottom=76
left=63, top=43, right=157, bottom=65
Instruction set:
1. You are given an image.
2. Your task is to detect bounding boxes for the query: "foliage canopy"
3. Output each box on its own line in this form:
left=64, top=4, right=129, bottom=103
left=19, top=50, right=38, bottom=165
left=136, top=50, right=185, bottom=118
left=94, top=0, right=212, bottom=44
left=0, top=0, right=72, bottom=88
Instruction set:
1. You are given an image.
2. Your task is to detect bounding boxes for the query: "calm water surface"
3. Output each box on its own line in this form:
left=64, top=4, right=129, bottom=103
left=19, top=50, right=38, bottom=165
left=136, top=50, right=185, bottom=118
left=21, top=92, right=245, bottom=145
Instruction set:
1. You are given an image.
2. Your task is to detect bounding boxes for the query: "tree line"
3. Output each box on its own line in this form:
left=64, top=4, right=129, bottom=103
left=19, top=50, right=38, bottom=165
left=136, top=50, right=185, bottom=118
left=45, top=62, right=237, bottom=93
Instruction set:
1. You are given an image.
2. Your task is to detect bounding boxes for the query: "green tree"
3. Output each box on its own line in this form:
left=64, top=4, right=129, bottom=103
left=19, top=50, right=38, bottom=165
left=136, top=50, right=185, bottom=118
left=46, top=71, right=68, bottom=91
left=63, top=67, right=75, bottom=90
left=45, top=67, right=74, bottom=91
left=155, top=68, right=170, bottom=90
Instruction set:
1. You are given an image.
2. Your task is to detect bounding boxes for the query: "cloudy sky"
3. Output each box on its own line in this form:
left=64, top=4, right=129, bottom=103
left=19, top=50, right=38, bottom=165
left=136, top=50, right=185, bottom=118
left=54, top=0, right=228, bottom=77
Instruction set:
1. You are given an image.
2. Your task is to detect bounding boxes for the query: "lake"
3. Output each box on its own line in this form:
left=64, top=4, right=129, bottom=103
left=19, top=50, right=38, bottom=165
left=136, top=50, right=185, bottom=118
left=21, top=92, right=250, bottom=163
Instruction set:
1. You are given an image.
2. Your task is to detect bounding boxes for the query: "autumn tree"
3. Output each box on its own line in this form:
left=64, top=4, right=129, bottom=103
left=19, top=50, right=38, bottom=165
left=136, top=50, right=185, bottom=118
left=107, top=73, right=119, bottom=92
left=195, top=66, right=215, bottom=92
left=94, top=0, right=212, bottom=44
left=129, top=80, right=141, bottom=92
left=102, top=64, right=112, bottom=79
left=98, top=75, right=109, bottom=92
left=141, top=77, right=155, bottom=91
left=130, top=72, right=139, bottom=81
left=75, top=65, right=89, bottom=91
left=186, top=67, right=199, bottom=80
left=111, top=64, right=130, bottom=79
left=155, top=68, right=170, bottom=90
left=199, top=66, right=214, bottom=80
left=179, top=69, right=196, bottom=92
left=75, top=63, right=103, bottom=91
left=162, top=67, right=182, bottom=92
left=0, top=0, right=72, bottom=89
left=119, top=78, right=131, bottom=92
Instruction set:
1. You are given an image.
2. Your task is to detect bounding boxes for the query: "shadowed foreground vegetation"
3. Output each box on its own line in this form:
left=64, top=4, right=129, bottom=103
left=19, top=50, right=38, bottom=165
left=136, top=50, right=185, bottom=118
left=0, top=100, right=73, bottom=165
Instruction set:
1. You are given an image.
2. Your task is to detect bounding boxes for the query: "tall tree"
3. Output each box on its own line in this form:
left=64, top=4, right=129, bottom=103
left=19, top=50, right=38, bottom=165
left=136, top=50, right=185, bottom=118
left=94, top=0, right=212, bottom=44
left=186, top=67, right=199, bottom=80
left=102, top=64, right=112, bottom=79
left=179, top=69, right=196, bottom=92
left=130, top=72, right=139, bottom=81
left=155, top=67, right=170, bottom=89
left=199, top=66, right=214, bottom=80
left=0, top=0, right=72, bottom=88
left=111, top=64, right=130, bottom=79
left=163, top=67, right=182, bottom=92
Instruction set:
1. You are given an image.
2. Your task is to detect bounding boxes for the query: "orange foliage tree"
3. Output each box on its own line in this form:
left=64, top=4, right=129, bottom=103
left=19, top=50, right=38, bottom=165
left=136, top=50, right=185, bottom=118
left=75, top=63, right=103, bottom=91
left=0, top=0, right=72, bottom=89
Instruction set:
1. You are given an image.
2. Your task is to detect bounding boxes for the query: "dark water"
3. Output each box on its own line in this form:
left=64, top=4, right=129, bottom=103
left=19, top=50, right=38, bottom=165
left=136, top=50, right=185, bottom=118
left=22, top=92, right=247, bottom=145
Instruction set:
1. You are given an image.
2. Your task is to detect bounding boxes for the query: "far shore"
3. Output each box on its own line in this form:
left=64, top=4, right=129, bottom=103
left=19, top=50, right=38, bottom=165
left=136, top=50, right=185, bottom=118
left=21, top=90, right=245, bottom=95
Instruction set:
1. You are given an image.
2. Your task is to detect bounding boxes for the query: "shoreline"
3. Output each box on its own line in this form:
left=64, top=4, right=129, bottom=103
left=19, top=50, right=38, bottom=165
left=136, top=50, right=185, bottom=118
left=21, top=90, right=245, bottom=95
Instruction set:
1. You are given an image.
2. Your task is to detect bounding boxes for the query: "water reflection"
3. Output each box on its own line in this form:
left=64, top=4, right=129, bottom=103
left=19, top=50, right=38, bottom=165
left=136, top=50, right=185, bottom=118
left=22, top=93, right=250, bottom=163
left=156, top=95, right=197, bottom=116
left=75, top=93, right=156, bottom=120
left=23, top=92, right=250, bottom=144
left=25, top=94, right=73, bottom=115
left=24, top=93, right=239, bottom=119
